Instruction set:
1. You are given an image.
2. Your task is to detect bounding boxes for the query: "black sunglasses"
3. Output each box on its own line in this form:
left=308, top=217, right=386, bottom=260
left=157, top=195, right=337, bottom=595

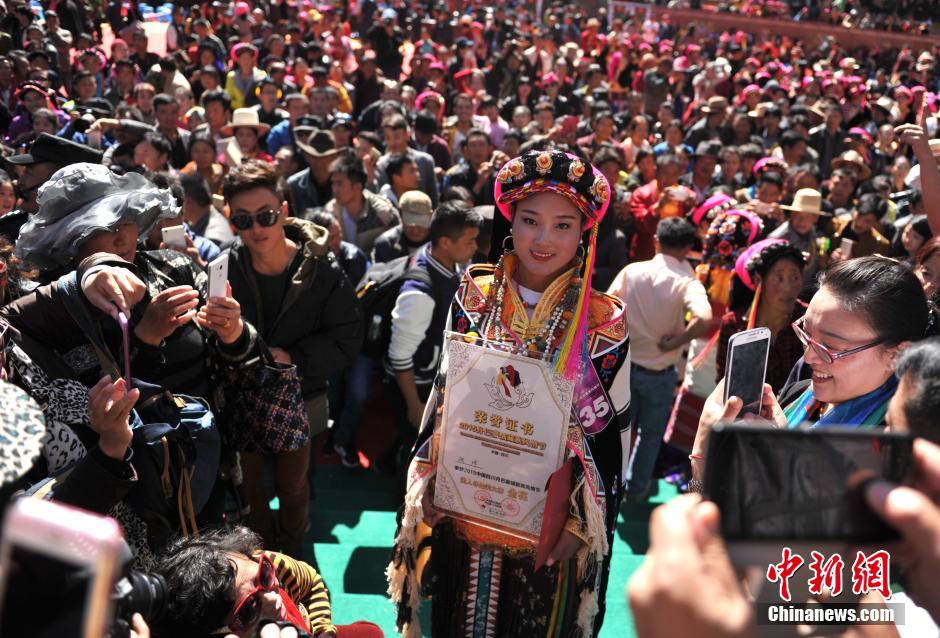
left=231, top=209, right=280, bottom=230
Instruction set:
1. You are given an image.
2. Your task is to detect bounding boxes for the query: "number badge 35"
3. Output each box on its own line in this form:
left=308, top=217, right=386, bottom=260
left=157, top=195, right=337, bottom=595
left=574, top=363, right=613, bottom=436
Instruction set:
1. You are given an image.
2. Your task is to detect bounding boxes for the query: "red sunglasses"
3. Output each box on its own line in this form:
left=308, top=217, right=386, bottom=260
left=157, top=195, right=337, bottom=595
left=229, top=553, right=278, bottom=632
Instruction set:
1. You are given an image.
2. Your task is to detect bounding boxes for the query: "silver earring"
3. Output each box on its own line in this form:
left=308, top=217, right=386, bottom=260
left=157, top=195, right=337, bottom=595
left=502, top=234, right=513, bottom=253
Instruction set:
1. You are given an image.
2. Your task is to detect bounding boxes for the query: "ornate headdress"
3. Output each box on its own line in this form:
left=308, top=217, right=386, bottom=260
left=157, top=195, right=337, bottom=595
left=493, top=149, right=612, bottom=379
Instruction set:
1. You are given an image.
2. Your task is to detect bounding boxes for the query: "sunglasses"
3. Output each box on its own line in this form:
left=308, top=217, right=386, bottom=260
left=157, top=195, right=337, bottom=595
left=229, top=554, right=278, bottom=632
left=791, top=316, right=883, bottom=365
left=231, top=209, right=280, bottom=231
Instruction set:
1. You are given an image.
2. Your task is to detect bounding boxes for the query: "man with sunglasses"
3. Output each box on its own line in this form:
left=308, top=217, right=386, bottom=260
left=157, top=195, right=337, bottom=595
left=223, top=160, right=362, bottom=558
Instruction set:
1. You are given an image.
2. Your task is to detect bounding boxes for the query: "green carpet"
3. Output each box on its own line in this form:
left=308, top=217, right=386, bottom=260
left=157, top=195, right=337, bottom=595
left=308, top=463, right=679, bottom=637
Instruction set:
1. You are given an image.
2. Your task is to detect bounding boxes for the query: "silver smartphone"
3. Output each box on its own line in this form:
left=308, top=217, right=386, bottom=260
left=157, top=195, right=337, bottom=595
left=160, top=225, right=187, bottom=251
left=724, top=327, right=772, bottom=416
left=839, top=237, right=855, bottom=259
left=207, top=253, right=229, bottom=299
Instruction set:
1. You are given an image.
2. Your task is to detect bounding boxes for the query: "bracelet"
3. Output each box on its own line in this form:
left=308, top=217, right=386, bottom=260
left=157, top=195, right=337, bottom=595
left=688, top=452, right=704, bottom=461
left=687, top=478, right=704, bottom=494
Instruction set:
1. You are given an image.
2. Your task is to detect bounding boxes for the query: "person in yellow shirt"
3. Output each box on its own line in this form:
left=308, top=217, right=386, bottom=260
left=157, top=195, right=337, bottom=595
left=152, top=527, right=383, bottom=638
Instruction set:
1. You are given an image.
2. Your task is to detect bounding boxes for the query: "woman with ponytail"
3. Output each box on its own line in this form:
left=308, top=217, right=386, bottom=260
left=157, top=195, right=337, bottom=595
left=388, top=149, right=631, bottom=637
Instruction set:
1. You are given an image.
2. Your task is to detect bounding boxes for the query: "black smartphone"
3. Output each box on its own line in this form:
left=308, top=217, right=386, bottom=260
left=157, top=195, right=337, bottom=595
left=723, top=328, right=771, bottom=416
left=705, top=423, right=914, bottom=549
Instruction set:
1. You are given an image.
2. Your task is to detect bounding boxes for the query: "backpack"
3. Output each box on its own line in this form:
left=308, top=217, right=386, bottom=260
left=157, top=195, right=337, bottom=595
left=355, top=254, right=431, bottom=360
left=56, top=273, right=220, bottom=545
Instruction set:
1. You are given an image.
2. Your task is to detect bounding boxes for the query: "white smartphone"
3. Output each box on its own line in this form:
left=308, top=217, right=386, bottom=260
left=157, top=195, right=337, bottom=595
left=839, top=237, right=855, bottom=259
left=160, top=224, right=187, bottom=250
left=724, top=327, right=772, bottom=416
left=207, top=253, right=229, bottom=299
left=0, top=499, right=125, bottom=638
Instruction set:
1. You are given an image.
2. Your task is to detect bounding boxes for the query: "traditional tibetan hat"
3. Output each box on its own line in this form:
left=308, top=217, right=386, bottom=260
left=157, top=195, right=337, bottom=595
left=494, top=149, right=611, bottom=231
left=735, top=238, right=806, bottom=292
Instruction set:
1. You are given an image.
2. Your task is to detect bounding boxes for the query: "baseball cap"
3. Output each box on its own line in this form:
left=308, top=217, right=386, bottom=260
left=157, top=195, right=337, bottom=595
left=399, top=191, right=433, bottom=227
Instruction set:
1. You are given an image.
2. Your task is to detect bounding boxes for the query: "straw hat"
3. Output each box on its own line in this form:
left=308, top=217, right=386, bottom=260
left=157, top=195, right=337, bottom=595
left=221, top=107, right=271, bottom=137
left=701, top=95, right=729, bottom=114
left=780, top=188, right=830, bottom=216
left=831, top=149, right=872, bottom=181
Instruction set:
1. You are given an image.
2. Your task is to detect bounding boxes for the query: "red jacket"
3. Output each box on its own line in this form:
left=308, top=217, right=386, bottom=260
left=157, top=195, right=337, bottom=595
left=629, top=179, right=661, bottom=261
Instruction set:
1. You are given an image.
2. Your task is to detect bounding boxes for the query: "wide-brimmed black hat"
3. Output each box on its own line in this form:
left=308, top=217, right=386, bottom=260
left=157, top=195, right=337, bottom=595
left=296, top=129, right=339, bottom=157
left=7, top=133, right=103, bottom=167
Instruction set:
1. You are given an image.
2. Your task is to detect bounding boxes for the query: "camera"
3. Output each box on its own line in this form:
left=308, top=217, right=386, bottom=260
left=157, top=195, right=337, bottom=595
left=109, top=571, right=167, bottom=638
left=73, top=111, right=97, bottom=133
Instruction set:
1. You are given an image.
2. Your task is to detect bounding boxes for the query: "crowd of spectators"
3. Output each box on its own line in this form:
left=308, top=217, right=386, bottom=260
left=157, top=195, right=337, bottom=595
left=660, top=0, right=936, bottom=34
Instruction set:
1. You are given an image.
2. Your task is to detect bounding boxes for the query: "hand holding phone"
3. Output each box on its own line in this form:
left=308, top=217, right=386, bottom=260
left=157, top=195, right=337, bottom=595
left=839, top=237, right=855, bottom=259
left=207, top=253, right=229, bottom=301
left=160, top=225, right=187, bottom=251
left=723, top=328, right=771, bottom=416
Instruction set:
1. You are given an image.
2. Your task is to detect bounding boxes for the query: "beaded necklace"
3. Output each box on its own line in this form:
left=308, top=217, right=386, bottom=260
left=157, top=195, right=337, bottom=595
left=481, top=251, right=583, bottom=364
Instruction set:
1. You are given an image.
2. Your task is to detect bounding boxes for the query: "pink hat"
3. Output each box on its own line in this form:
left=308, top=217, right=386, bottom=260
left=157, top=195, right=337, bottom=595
left=672, top=56, right=691, bottom=73
left=735, top=238, right=805, bottom=291
left=230, top=42, right=258, bottom=62
left=540, top=71, right=560, bottom=87
left=234, top=1, right=251, bottom=16
left=847, top=127, right=873, bottom=144
left=691, top=194, right=737, bottom=226
left=753, top=156, right=788, bottom=176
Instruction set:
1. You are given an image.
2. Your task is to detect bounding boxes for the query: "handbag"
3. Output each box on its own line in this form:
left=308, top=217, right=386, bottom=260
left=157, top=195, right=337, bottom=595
left=222, top=341, right=310, bottom=454
left=57, top=273, right=220, bottom=542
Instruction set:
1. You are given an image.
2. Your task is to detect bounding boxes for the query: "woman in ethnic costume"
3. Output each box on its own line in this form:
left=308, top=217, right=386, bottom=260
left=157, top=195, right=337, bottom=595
left=388, top=149, right=632, bottom=637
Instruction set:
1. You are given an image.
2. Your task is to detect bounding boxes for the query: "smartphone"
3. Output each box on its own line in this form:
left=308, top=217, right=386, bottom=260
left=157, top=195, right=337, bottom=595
left=0, top=499, right=125, bottom=637
left=160, top=224, right=187, bottom=250
left=704, top=423, right=914, bottom=563
left=207, top=253, right=229, bottom=299
left=840, top=237, right=855, bottom=259
left=723, top=327, right=771, bottom=416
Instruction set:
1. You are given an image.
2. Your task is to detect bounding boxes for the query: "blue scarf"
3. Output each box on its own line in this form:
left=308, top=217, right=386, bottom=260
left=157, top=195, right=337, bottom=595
left=784, top=375, right=899, bottom=429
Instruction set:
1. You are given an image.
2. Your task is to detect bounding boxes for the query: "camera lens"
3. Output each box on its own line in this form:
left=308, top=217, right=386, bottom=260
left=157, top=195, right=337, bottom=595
left=113, top=571, right=167, bottom=625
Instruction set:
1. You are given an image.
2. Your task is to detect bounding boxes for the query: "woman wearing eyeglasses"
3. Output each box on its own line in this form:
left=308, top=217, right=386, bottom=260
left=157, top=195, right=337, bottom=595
left=223, top=160, right=362, bottom=558
left=152, top=527, right=383, bottom=638
left=690, top=256, right=931, bottom=489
